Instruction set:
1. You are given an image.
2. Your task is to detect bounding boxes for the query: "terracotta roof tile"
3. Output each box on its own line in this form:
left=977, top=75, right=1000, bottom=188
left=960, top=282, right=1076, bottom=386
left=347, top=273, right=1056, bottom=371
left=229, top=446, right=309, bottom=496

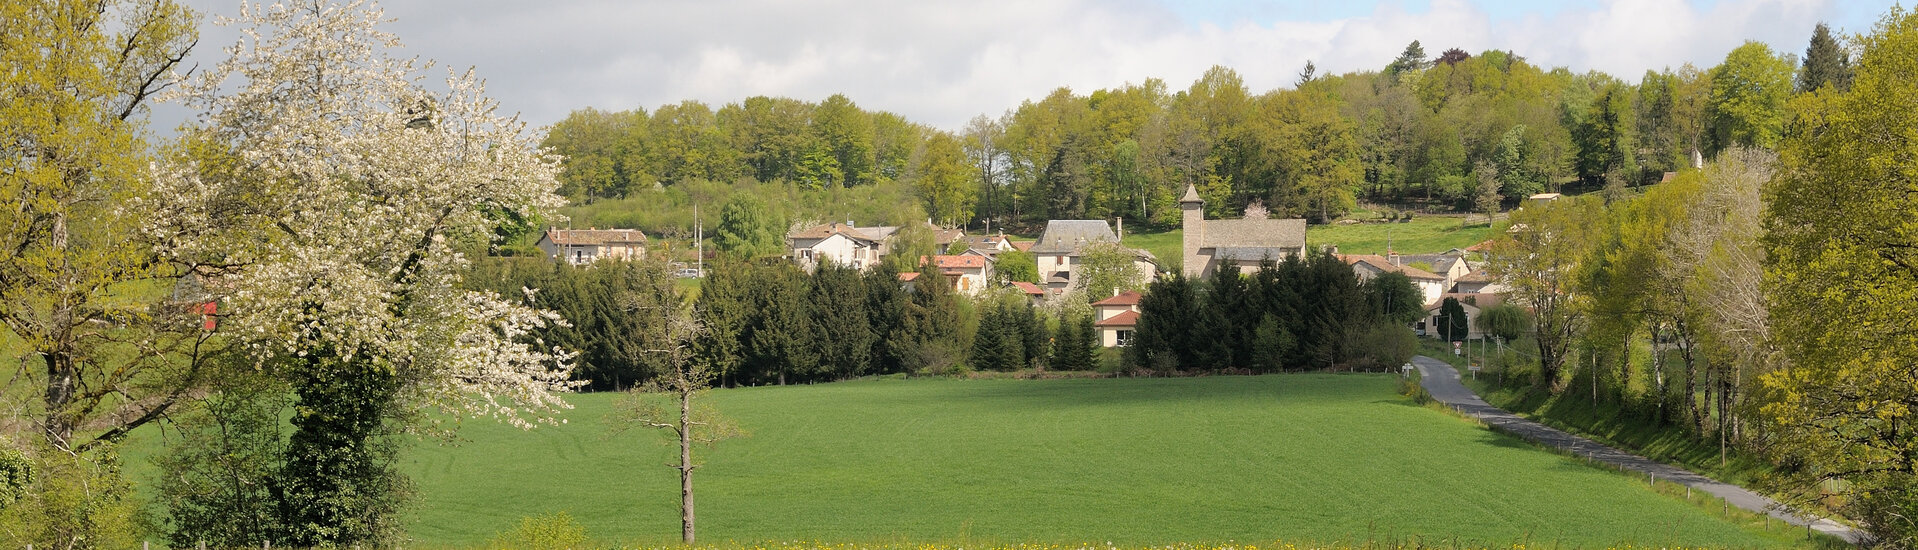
left=1094, top=310, right=1140, bottom=327
left=1010, top=281, right=1044, bottom=295
left=1091, top=290, right=1144, bottom=307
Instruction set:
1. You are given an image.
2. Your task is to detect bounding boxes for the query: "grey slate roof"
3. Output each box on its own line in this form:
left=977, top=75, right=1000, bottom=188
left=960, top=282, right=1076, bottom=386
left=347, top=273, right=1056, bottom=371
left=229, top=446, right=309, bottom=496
left=1197, top=218, right=1307, bottom=249
left=1214, top=247, right=1298, bottom=262
left=1398, top=253, right=1469, bottom=274
left=1031, top=220, right=1120, bottom=254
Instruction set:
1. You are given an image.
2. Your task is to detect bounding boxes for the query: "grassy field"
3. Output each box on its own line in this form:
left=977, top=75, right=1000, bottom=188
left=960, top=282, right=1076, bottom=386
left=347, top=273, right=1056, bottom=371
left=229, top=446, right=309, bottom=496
left=389, top=374, right=1797, bottom=548
left=1118, top=216, right=1493, bottom=269
left=1306, top=216, right=1493, bottom=256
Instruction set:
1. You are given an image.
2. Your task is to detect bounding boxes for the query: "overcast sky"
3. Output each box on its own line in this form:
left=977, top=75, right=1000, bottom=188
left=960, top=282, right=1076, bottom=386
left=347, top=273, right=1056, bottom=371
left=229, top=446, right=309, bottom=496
left=167, top=0, right=1894, bottom=133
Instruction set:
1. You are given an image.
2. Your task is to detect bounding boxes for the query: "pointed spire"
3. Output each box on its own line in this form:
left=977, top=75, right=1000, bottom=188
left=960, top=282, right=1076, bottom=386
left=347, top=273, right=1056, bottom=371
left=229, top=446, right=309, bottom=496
left=1179, top=184, right=1203, bottom=205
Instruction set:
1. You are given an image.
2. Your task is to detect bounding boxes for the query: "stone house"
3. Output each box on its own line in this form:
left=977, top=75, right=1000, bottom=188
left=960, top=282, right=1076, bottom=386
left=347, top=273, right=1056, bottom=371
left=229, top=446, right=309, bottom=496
left=1341, top=254, right=1449, bottom=306
left=1031, top=220, right=1157, bottom=300
left=536, top=228, right=647, bottom=264
left=925, top=254, right=994, bottom=296
left=1179, top=185, right=1309, bottom=278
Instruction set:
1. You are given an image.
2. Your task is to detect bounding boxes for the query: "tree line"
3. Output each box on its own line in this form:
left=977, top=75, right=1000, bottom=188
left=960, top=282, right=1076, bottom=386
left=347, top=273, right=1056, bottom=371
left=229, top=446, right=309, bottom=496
left=547, top=27, right=1850, bottom=234
left=1129, top=252, right=1426, bottom=372
left=1477, top=11, right=1914, bottom=544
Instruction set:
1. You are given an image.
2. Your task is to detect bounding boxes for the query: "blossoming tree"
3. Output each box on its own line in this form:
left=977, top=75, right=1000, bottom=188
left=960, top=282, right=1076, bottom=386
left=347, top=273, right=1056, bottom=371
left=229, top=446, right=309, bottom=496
left=151, top=0, right=575, bottom=544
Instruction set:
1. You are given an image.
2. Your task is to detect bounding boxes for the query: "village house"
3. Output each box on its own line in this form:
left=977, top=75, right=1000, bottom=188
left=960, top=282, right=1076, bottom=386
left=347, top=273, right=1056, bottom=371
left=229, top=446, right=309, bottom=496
left=1091, top=290, right=1144, bottom=347
left=1418, top=293, right=1505, bottom=340
left=789, top=222, right=884, bottom=271
left=1340, top=254, right=1449, bottom=306
left=1179, top=184, right=1309, bottom=278
left=1030, top=220, right=1157, bottom=300
left=1009, top=281, right=1046, bottom=306
left=924, top=254, right=995, bottom=297
left=536, top=228, right=647, bottom=264
left=789, top=221, right=965, bottom=272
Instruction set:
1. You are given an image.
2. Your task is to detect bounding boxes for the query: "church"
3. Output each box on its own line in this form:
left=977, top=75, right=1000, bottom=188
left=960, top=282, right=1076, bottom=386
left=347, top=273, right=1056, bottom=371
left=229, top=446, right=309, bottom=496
left=1180, top=184, right=1309, bottom=279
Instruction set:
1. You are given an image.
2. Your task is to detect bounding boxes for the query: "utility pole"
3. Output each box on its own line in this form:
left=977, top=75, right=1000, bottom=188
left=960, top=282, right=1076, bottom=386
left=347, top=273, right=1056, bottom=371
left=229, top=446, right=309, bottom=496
left=701, top=205, right=709, bottom=277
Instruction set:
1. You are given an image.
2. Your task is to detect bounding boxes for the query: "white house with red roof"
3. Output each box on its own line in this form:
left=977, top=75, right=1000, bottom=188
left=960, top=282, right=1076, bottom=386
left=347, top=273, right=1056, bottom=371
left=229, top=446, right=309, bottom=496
left=1091, top=290, right=1144, bottom=347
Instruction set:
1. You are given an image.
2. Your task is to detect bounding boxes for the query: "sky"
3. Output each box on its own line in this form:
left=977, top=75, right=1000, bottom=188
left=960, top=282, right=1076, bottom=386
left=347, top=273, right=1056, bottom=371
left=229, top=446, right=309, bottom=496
left=166, top=0, right=1897, bottom=133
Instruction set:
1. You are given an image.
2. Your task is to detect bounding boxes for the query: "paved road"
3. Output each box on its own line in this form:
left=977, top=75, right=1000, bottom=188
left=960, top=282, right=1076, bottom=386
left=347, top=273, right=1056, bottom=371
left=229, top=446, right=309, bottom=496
left=1410, top=355, right=1863, bottom=545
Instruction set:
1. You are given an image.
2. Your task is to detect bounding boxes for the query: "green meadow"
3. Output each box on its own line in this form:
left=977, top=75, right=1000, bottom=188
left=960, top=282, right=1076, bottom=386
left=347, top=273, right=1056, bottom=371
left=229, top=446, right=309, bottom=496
left=388, top=375, right=1795, bottom=548
left=1119, top=216, right=1493, bottom=271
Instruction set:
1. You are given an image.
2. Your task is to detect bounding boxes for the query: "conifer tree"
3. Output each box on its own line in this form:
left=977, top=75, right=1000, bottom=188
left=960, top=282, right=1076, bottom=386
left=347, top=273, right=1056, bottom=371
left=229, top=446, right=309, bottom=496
left=1798, top=22, right=1853, bottom=93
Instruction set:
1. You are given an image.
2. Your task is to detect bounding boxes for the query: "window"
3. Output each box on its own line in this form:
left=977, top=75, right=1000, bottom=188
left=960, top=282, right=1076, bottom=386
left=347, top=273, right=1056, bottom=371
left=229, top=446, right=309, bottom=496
left=1116, top=329, right=1134, bottom=347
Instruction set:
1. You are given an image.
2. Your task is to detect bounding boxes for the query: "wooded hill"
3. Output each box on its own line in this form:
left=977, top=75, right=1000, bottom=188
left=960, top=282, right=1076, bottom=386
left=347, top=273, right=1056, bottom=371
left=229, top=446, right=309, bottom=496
left=544, top=35, right=1837, bottom=234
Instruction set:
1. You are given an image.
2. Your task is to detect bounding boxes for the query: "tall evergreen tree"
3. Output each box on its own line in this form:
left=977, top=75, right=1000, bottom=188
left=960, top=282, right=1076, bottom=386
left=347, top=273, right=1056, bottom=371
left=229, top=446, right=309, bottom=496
left=1798, top=22, right=1854, bottom=93
left=809, top=262, right=875, bottom=379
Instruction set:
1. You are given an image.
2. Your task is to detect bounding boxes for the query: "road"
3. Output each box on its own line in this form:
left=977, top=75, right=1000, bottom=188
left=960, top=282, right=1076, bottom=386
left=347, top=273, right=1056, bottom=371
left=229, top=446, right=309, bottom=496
left=1410, top=355, right=1863, bottom=545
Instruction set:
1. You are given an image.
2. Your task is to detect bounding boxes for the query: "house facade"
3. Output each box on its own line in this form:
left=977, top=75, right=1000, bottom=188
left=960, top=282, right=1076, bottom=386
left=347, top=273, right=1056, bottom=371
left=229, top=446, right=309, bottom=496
left=1419, top=293, right=1505, bottom=340
left=1179, top=185, right=1309, bottom=278
left=789, top=223, right=883, bottom=271
left=1341, top=254, right=1449, bottom=306
left=926, top=254, right=994, bottom=296
left=536, top=228, right=648, bottom=264
left=1031, top=220, right=1158, bottom=300
left=789, top=221, right=965, bottom=272
left=1091, top=290, right=1144, bottom=347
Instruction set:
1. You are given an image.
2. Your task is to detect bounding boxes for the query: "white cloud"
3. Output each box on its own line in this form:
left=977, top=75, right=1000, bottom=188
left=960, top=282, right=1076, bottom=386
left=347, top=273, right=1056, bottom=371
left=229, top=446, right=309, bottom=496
left=170, top=0, right=1870, bottom=133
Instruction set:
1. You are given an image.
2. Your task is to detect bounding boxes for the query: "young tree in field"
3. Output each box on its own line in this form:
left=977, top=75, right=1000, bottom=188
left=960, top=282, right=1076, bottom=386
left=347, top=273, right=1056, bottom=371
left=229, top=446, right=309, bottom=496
left=1762, top=9, right=1918, bottom=543
left=1488, top=198, right=1601, bottom=390
left=608, top=313, right=743, bottom=545
left=154, top=2, right=575, bottom=545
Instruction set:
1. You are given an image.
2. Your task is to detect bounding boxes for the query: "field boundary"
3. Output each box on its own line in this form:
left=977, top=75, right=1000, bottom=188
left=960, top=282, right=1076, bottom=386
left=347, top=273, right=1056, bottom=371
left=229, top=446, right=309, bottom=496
left=1409, top=356, right=1863, bottom=545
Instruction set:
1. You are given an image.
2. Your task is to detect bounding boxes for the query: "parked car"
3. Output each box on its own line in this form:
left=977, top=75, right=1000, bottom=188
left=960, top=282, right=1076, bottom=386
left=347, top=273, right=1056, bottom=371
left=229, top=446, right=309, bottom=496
left=675, top=268, right=703, bottom=278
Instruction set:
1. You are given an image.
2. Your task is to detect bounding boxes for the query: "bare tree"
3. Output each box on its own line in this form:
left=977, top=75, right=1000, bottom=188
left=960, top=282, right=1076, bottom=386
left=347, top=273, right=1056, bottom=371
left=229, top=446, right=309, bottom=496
left=607, top=311, right=745, bottom=544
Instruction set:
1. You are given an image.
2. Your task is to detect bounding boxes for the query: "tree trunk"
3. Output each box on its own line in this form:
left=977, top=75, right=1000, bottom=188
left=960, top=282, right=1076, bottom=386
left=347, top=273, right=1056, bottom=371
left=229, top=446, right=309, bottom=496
left=679, top=385, right=696, bottom=544
left=43, top=350, right=77, bottom=450
left=1679, top=333, right=1701, bottom=434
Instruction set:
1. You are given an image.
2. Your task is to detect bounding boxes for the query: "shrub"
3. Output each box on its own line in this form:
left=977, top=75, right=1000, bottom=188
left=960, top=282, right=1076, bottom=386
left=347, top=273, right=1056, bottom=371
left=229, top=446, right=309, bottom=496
left=489, top=511, right=590, bottom=550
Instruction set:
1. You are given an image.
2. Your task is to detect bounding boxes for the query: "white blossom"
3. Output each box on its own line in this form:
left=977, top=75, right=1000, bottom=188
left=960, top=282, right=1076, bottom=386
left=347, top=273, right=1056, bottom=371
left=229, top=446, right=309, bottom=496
left=151, top=0, right=576, bottom=429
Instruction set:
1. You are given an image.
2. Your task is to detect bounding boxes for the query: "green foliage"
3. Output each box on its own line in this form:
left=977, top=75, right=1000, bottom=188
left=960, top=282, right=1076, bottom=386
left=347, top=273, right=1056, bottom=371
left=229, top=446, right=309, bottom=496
left=1475, top=303, right=1531, bottom=342
left=915, top=132, right=977, bottom=225
left=1707, top=41, right=1794, bottom=152
left=1249, top=314, right=1294, bottom=373
left=993, top=250, right=1040, bottom=284
left=1351, top=323, right=1418, bottom=370
left=1361, top=271, right=1426, bottom=325
left=273, top=361, right=410, bottom=548
left=0, top=447, right=147, bottom=550
left=1436, top=297, right=1470, bottom=342
left=713, top=195, right=788, bottom=259
left=1798, top=22, right=1853, bottom=93
left=809, top=262, right=875, bottom=379
left=1762, top=8, right=1918, bottom=545
left=489, top=511, right=591, bottom=550
left=155, top=369, right=286, bottom=548
left=470, top=258, right=680, bottom=390
left=1073, top=241, right=1144, bottom=300
left=1050, top=312, right=1097, bottom=371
